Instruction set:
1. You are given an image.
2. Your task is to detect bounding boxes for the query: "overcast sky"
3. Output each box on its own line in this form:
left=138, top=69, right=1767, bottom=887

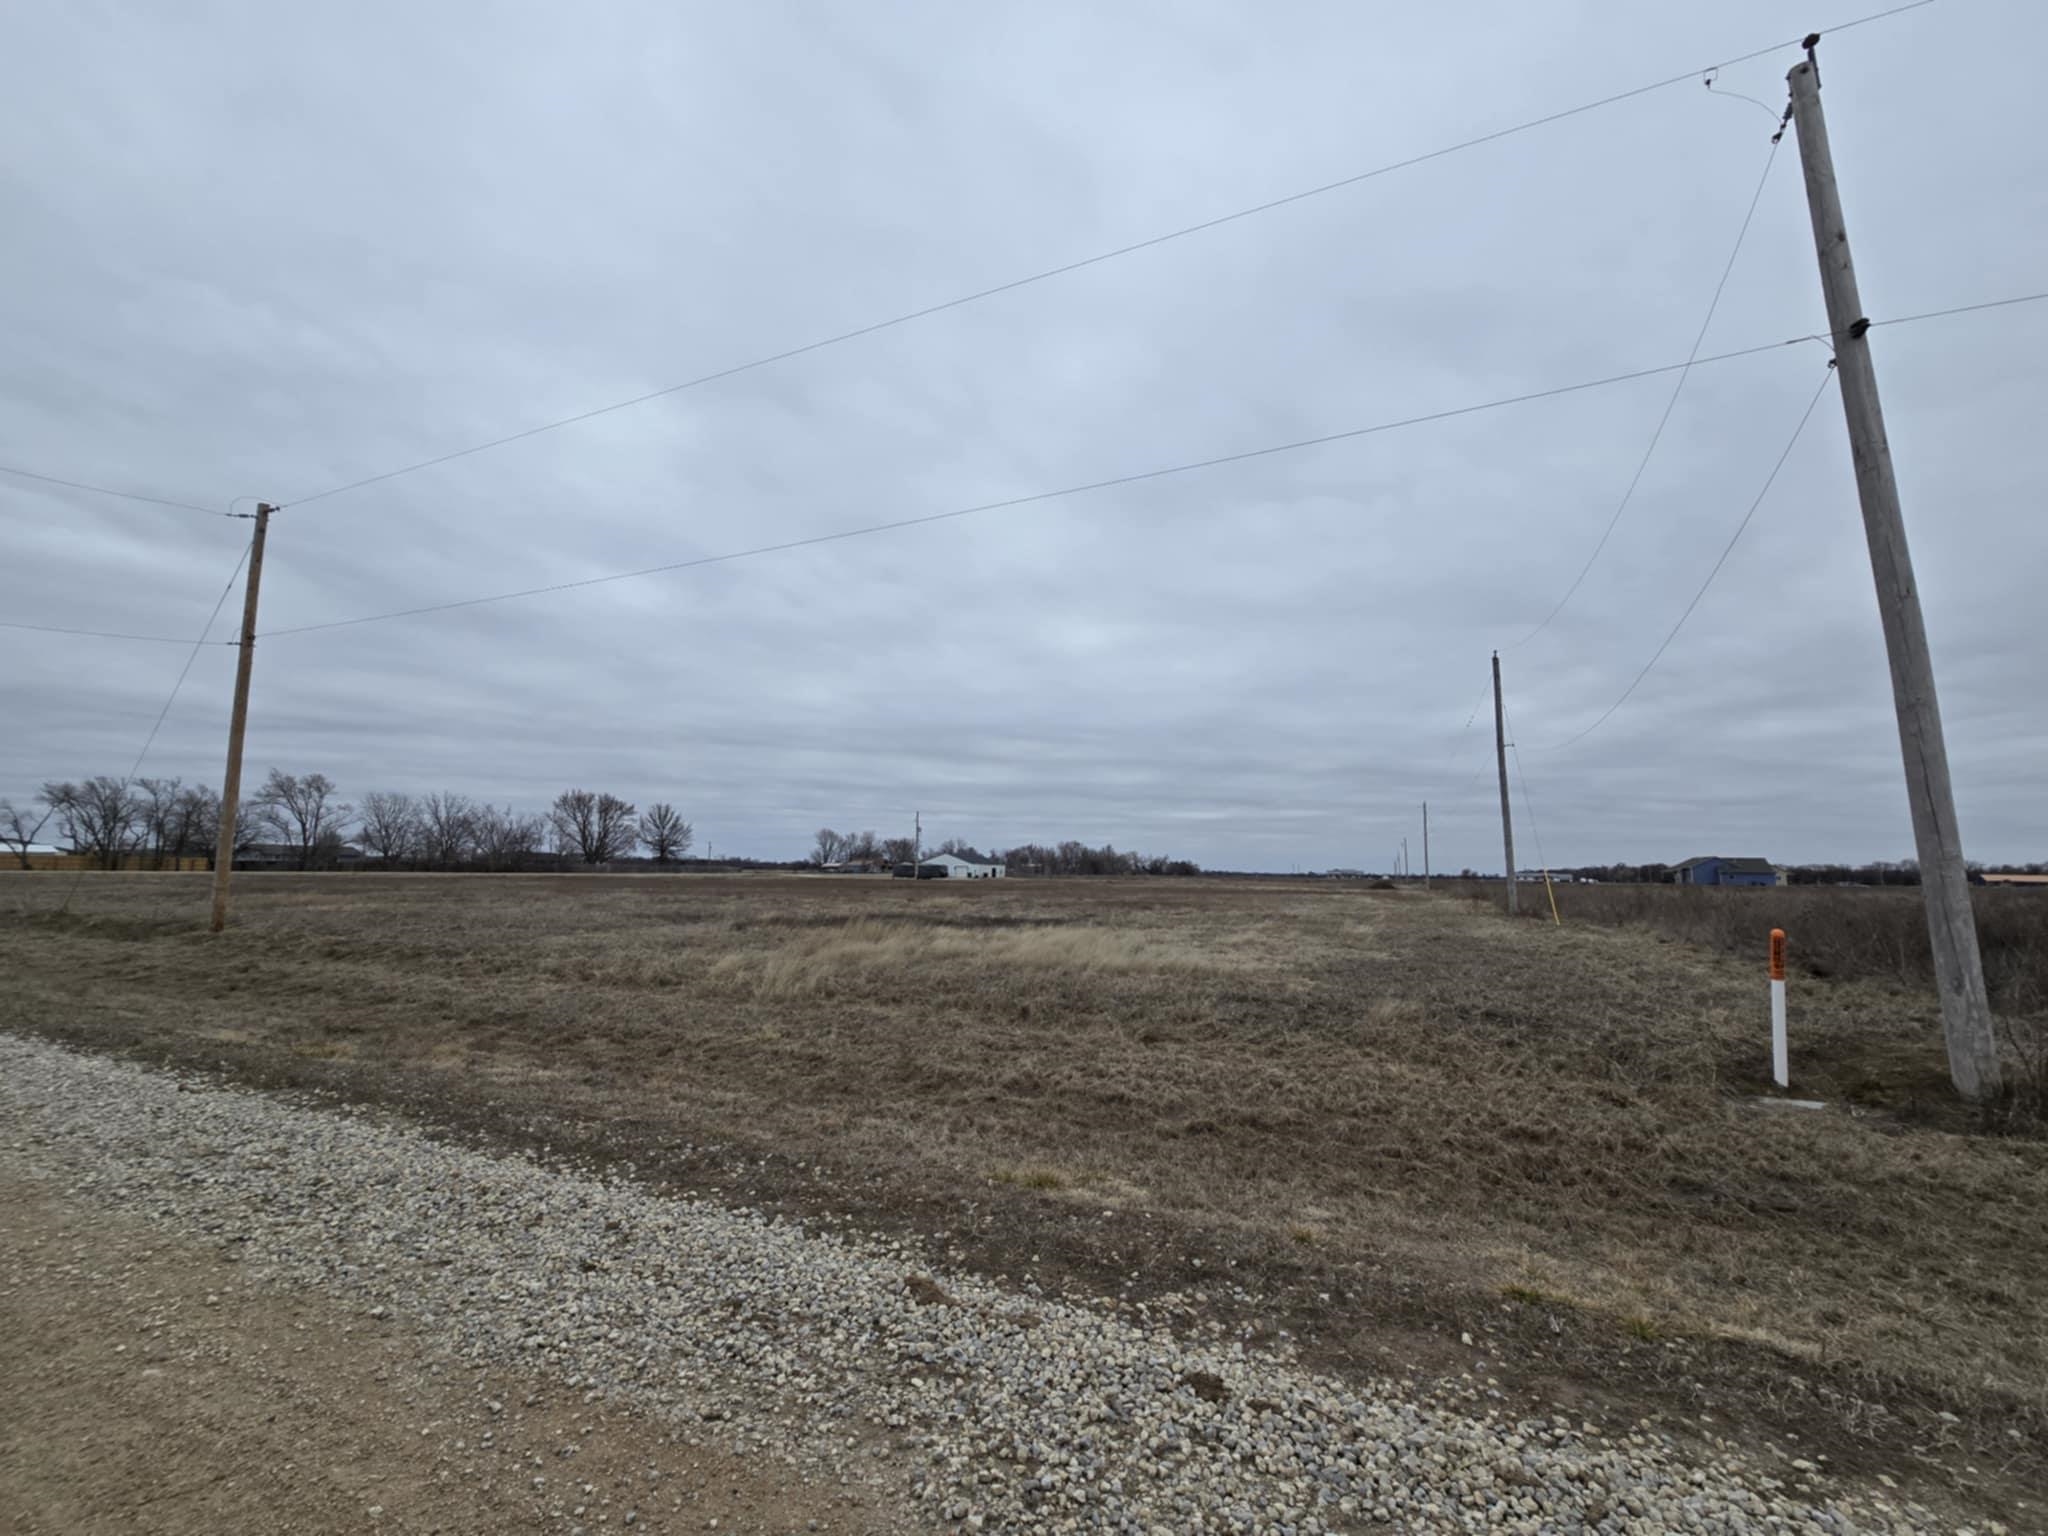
left=4, top=0, right=2043, bottom=872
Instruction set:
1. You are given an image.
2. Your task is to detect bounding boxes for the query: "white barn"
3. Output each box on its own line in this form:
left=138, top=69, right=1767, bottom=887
left=918, top=853, right=1005, bottom=879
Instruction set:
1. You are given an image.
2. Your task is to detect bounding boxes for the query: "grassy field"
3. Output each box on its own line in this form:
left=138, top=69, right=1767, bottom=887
left=3, top=871, right=2043, bottom=1512
left=1454, top=877, right=2048, bottom=1031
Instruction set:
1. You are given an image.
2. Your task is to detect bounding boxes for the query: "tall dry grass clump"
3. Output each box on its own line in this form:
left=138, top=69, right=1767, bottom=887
left=1450, top=880, right=2047, bottom=1006
left=1445, top=879, right=2048, bottom=1115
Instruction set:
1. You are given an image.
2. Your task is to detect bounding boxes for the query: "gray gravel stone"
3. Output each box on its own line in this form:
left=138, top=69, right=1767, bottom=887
left=0, top=1037, right=1945, bottom=1534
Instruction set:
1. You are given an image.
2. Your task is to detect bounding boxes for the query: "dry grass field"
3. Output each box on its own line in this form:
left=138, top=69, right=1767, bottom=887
left=3, top=871, right=2043, bottom=1512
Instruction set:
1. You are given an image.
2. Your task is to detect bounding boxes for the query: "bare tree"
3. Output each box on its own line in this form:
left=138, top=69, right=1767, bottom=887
left=811, top=828, right=846, bottom=867
left=358, top=791, right=421, bottom=867
left=639, top=803, right=693, bottom=863
left=473, top=804, right=546, bottom=870
left=39, top=778, right=140, bottom=869
left=418, top=792, right=477, bottom=869
left=162, top=785, right=214, bottom=864
left=171, top=786, right=255, bottom=871
left=135, top=777, right=183, bottom=869
left=0, top=798, right=53, bottom=868
left=881, top=834, right=917, bottom=865
left=551, top=789, right=637, bottom=865
left=844, top=829, right=881, bottom=862
left=255, top=770, right=353, bottom=870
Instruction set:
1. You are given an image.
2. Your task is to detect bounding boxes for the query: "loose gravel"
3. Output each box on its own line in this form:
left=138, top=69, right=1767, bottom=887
left=0, top=1036, right=1954, bottom=1534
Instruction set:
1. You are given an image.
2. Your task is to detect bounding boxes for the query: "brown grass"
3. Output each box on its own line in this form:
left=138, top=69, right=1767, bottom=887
left=1, top=871, right=2042, bottom=1516
left=1452, top=878, right=2048, bottom=1116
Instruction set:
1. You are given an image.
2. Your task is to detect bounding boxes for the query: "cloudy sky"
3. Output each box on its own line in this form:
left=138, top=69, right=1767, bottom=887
left=4, top=0, right=2043, bottom=872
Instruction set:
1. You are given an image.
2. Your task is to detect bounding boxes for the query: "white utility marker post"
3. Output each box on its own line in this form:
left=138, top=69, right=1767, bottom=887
left=1770, top=927, right=1789, bottom=1089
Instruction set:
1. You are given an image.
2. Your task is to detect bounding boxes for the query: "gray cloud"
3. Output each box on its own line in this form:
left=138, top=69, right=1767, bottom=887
left=5, top=0, right=2044, bottom=873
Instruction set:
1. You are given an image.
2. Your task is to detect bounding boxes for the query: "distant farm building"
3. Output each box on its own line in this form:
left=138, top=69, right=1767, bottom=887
left=907, top=853, right=1005, bottom=880
left=1980, top=872, right=2048, bottom=888
left=1674, top=856, right=1782, bottom=888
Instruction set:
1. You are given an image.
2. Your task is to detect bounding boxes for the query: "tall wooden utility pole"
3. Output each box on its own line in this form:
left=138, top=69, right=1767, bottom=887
left=1788, top=45, right=2000, bottom=1101
left=1422, top=801, right=1430, bottom=890
left=1492, top=651, right=1517, bottom=915
left=209, top=503, right=272, bottom=934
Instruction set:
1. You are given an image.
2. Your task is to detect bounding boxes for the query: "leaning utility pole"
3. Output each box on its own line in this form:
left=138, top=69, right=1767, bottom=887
left=209, top=503, right=272, bottom=934
left=1422, top=801, right=1430, bottom=890
left=1787, top=44, right=2000, bottom=1101
left=1492, top=651, right=1517, bottom=915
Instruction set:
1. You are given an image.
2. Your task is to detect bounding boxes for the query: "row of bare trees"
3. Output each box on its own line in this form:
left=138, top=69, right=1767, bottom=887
left=4, top=773, right=694, bottom=872
left=339, top=788, right=694, bottom=868
left=804, top=828, right=1199, bottom=876
left=1000, top=840, right=1198, bottom=877
left=6, top=777, right=259, bottom=870
left=357, top=792, right=552, bottom=870
left=809, top=828, right=917, bottom=866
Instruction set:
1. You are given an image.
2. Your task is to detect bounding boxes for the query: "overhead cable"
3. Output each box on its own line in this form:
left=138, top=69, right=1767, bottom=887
left=0, top=620, right=232, bottom=645
left=0, top=462, right=234, bottom=517
left=1535, top=365, right=1839, bottom=752
left=263, top=333, right=1824, bottom=639
left=277, top=1, right=1938, bottom=513
left=1516, top=135, right=1783, bottom=646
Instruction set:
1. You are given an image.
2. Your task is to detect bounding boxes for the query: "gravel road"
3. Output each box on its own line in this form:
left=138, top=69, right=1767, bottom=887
left=0, top=1036, right=1957, bottom=1534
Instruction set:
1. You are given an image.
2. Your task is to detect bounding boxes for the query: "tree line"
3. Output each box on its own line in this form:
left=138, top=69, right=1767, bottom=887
left=808, top=827, right=1199, bottom=877
left=8, top=771, right=1200, bottom=877
left=4, top=772, right=694, bottom=872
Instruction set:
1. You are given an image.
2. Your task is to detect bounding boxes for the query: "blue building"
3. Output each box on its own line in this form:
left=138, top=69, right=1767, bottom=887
left=1674, top=855, right=1780, bottom=888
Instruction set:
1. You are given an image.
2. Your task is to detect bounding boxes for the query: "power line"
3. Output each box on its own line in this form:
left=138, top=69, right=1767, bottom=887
left=0, top=620, right=234, bottom=645
left=1503, top=706, right=1548, bottom=869
left=1535, top=365, right=1838, bottom=752
left=1516, top=134, right=1784, bottom=646
left=1504, top=705, right=1562, bottom=923
left=264, top=285, right=2041, bottom=643
left=0, top=461, right=234, bottom=517
left=53, top=537, right=251, bottom=913
left=121, top=539, right=253, bottom=779
left=19, top=292, right=2040, bottom=651
left=262, top=332, right=1826, bottom=640
left=277, top=1, right=1938, bottom=515
left=1871, top=290, right=2048, bottom=328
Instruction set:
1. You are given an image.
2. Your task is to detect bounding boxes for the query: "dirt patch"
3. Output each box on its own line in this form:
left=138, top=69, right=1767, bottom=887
left=0, top=1171, right=895, bottom=1534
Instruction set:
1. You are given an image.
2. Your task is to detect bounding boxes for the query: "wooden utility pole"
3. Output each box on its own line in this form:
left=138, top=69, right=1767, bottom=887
left=209, top=503, right=272, bottom=934
left=1492, top=651, right=1517, bottom=914
left=1422, top=801, right=1430, bottom=890
left=1787, top=46, right=2000, bottom=1101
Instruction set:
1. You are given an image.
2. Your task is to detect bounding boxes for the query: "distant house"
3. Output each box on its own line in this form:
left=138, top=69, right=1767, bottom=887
left=1674, top=855, right=1781, bottom=888
left=914, top=852, right=1005, bottom=880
